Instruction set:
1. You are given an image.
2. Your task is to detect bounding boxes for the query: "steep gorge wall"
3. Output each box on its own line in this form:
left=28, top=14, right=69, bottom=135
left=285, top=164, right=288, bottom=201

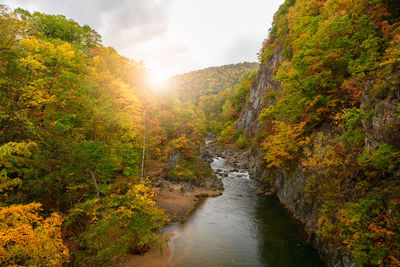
left=237, top=46, right=283, bottom=134
left=235, top=0, right=400, bottom=265
left=237, top=47, right=358, bottom=267
left=238, top=39, right=400, bottom=265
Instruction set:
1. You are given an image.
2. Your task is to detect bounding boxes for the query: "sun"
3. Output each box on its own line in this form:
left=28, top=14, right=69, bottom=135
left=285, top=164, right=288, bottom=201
left=148, top=70, right=169, bottom=90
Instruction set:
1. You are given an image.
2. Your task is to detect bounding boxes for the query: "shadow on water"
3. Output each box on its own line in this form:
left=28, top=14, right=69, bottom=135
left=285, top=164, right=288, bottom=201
left=164, top=157, right=324, bottom=267
left=255, top=195, right=323, bottom=266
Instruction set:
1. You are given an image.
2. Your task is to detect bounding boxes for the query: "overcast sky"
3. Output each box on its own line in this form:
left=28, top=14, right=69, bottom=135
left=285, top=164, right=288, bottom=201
left=2, top=0, right=284, bottom=79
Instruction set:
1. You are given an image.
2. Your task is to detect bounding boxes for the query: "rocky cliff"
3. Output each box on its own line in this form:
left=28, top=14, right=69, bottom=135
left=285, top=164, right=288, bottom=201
left=237, top=46, right=358, bottom=267
left=234, top=1, right=400, bottom=265
left=237, top=46, right=283, bottom=135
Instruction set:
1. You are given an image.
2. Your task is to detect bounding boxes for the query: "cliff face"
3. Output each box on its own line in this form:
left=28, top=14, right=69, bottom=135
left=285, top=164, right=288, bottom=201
left=235, top=0, right=400, bottom=265
left=361, top=83, right=400, bottom=151
left=237, top=47, right=283, bottom=134
left=237, top=47, right=358, bottom=267
left=238, top=40, right=400, bottom=266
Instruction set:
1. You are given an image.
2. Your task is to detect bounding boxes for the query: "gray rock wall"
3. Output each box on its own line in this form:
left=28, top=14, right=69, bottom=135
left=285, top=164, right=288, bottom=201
left=237, top=46, right=283, bottom=136
left=238, top=47, right=358, bottom=267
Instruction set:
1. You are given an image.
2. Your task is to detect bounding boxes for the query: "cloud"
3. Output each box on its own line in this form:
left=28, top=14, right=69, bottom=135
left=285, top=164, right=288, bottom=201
left=3, top=0, right=190, bottom=76
left=98, top=0, right=171, bottom=46
left=224, top=35, right=260, bottom=63
left=3, top=0, right=172, bottom=47
left=2, top=0, right=285, bottom=77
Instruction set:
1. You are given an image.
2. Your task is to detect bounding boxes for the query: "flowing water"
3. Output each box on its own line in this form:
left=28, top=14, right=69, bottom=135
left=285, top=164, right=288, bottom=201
left=164, top=156, right=324, bottom=267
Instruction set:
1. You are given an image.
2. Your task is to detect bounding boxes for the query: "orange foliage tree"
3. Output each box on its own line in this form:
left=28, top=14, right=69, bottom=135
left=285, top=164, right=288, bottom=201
left=0, top=203, right=69, bottom=266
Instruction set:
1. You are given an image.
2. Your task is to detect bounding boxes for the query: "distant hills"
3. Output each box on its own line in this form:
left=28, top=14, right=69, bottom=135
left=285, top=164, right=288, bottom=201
left=167, top=62, right=259, bottom=104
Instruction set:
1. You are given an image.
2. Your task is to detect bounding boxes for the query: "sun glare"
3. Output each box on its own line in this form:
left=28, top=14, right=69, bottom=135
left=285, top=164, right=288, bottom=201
left=148, top=71, right=169, bottom=90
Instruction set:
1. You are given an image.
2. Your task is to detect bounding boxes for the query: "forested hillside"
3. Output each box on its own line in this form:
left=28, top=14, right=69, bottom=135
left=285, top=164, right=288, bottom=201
left=221, top=0, right=400, bottom=265
left=165, top=64, right=258, bottom=136
left=0, top=5, right=214, bottom=265
left=167, top=62, right=258, bottom=104
left=0, top=5, right=230, bottom=265
left=0, top=6, right=170, bottom=265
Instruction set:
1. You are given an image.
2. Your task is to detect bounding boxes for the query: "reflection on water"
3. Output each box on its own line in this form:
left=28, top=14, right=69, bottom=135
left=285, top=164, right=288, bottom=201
left=165, top=157, right=324, bottom=267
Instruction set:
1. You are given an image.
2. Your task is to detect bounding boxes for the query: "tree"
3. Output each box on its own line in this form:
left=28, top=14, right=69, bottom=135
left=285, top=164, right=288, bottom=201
left=0, top=203, right=69, bottom=266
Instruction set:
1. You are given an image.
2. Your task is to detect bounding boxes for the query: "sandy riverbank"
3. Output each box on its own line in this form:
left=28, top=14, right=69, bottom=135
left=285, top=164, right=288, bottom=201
left=156, top=184, right=223, bottom=222
left=118, top=233, right=173, bottom=267
left=118, top=183, right=223, bottom=267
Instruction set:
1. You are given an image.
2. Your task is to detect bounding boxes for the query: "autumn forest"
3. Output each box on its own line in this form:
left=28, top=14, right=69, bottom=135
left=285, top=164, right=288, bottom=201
left=1, top=0, right=400, bottom=266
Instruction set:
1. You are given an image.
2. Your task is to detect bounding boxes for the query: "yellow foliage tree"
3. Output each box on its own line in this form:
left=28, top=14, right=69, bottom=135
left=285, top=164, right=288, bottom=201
left=0, top=203, right=69, bottom=266
left=262, top=121, right=306, bottom=169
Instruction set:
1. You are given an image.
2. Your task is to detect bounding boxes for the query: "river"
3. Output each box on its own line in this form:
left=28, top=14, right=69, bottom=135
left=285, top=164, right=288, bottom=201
left=164, top=156, right=324, bottom=266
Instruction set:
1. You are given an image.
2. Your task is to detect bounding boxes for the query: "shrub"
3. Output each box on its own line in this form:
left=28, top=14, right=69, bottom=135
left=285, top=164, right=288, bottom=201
left=67, top=181, right=167, bottom=265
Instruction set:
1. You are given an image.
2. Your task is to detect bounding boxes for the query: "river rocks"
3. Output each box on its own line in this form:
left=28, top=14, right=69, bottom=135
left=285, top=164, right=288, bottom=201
left=264, top=189, right=277, bottom=196
left=203, top=139, right=250, bottom=170
left=181, top=183, right=194, bottom=193
left=201, top=149, right=214, bottom=163
left=213, top=169, right=229, bottom=178
left=254, top=188, right=264, bottom=195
